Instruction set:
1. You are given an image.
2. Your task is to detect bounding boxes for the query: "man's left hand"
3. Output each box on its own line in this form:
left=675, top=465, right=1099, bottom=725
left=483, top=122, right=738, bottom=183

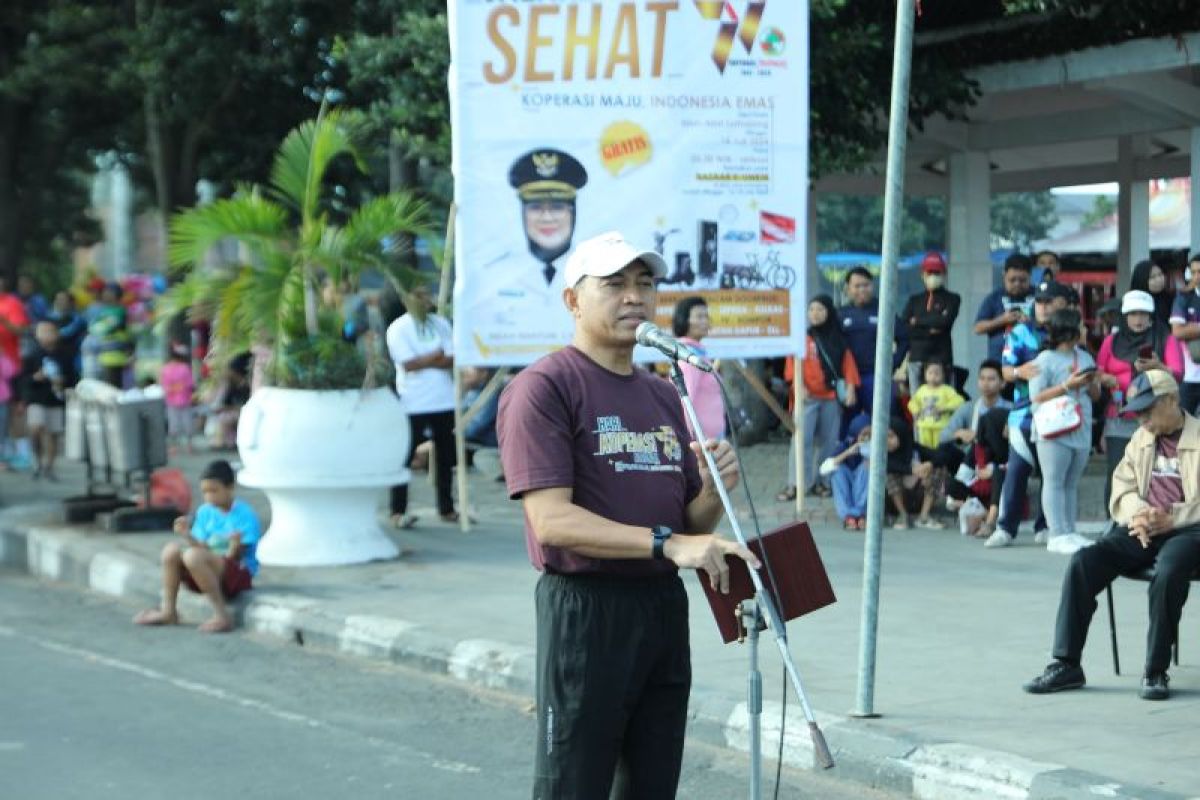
left=692, top=439, right=740, bottom=495
left=1142, top=507, right=1174, bottom=536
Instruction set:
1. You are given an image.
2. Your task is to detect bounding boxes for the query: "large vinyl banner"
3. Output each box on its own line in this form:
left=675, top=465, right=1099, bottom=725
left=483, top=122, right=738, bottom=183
left=449, top=1, right=808, bottom=366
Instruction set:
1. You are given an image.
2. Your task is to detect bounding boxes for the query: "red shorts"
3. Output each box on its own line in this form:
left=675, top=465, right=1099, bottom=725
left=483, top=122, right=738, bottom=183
left=181, top=557, right=254, bottom=599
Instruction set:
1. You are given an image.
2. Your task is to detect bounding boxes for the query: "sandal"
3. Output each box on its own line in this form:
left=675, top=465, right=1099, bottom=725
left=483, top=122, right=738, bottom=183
left=775, top=486, right=797, bottom=502
left=809, top=484, right=832, bottom=498
left=391, top=514, right=419, bottom=530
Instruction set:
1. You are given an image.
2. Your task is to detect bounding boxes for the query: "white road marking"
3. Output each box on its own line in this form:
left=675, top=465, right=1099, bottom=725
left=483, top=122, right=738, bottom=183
left=0, top=623, right=480, bottom=775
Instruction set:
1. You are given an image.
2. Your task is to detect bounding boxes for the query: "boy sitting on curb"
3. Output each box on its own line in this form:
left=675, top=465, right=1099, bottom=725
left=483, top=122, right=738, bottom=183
left=134, top=459, right=262, bottom=633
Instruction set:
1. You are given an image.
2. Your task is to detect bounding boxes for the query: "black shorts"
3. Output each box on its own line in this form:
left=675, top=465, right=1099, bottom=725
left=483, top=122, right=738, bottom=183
left=534, top=571, right=691, bottom=800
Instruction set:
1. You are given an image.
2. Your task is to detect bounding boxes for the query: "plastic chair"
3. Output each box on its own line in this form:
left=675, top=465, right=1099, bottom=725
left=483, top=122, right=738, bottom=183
left=1104, top=566, right=1200, bottom=675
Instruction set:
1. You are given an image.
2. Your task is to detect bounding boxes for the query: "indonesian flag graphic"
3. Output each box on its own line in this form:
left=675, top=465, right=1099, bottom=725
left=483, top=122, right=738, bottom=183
left=760, top=211, right=796, bottom=244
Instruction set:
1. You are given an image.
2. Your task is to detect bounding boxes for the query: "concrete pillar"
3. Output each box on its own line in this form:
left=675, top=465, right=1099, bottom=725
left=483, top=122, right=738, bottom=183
left=1117, top=135, right=1150, bottom=289
left=1191, top=127, right=1200, bottom=256
left=948, top=151, right=992, bottom=378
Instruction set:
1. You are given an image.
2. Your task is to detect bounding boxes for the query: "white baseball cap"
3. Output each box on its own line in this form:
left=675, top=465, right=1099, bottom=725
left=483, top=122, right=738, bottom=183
left=1121, top=289, right=1155, bottom=315
left=563, top=231, right=669, bottom=287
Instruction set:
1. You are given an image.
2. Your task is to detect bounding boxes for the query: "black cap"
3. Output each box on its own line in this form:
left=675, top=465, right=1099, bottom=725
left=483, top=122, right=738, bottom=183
left=508, top=149, right=588, bottom=201
left=1034, top=280, right=1078, bottom=305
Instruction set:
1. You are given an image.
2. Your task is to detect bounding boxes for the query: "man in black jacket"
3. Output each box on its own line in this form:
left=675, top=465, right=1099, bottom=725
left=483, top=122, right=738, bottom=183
left=902, top=252, right=961, bottom=392
left=19, top=321, right=78, bottom=480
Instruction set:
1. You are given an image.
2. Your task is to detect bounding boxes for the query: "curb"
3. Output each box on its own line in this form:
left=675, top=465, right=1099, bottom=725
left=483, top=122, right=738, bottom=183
left=0, top=504, right=1189, bottom=800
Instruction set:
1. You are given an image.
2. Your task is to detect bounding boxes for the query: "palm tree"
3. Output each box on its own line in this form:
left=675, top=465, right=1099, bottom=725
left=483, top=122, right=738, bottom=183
left=158, top=106, right=431, bottom=389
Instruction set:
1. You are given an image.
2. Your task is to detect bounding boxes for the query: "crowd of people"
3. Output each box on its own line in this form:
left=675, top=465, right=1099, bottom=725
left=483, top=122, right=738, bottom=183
left=781, top=249, right=1200, bottom=558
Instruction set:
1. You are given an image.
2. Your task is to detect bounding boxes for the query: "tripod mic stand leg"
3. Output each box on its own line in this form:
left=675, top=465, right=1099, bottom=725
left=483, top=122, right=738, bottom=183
left=740, top=600, right=763, bottom=800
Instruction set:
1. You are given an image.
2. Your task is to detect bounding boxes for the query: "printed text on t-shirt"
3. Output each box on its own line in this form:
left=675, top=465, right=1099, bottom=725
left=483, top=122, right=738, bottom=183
left=593, top=415, right=684, bottom=472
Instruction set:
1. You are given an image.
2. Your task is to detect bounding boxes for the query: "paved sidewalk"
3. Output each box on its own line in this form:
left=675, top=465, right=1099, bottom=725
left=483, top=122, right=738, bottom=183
left=1, top=443, right=1196, bottom=800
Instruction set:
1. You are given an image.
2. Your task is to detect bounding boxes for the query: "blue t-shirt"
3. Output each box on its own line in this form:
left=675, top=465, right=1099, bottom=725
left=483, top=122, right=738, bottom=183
left=840, top=301, right=908, bottom=376
left=191, top=499, right=263, bottom=576
left=975, top=289, right=1035, bottom=361
left=1001, top=321, right=1045, bottom=433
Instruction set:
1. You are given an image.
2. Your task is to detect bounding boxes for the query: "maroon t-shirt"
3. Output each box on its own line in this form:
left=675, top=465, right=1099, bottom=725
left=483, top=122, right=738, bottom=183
left=1148, top=431, right=1184, bottom=511
left=497, top=346, right=703, bottom=575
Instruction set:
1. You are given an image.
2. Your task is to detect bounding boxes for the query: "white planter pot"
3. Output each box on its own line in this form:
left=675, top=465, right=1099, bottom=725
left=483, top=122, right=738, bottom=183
left=236, top=386, right=410, bottom=566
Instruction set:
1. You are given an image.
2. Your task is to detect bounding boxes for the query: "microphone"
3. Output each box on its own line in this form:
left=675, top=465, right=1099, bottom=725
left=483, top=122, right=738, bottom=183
left=635, top=322, right=714, bottom=372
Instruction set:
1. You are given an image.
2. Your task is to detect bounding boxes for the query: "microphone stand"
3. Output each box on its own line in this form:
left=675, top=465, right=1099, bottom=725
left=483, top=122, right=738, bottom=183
left=666, top=362, right=834, bottom=798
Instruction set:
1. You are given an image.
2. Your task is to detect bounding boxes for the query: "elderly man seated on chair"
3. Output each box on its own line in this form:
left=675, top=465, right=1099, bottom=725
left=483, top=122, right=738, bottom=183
left=1024, top=370, right=1200, bottom=700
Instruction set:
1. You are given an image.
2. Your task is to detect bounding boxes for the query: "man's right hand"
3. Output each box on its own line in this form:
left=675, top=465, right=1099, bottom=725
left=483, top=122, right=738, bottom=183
left=663, top=534, right=760, bottom=594
left=1000, top=309, right=1023, bottom=326
left=172, top=516, right=191, bottom=537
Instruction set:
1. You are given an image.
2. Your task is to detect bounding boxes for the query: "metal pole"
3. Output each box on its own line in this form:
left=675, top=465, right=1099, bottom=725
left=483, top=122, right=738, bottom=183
left=854, top=0, right=916, bottom=718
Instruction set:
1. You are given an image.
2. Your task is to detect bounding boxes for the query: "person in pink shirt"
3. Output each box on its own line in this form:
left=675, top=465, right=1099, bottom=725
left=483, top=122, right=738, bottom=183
left=160, top=342, right=196, bottom=455
left=672, top=297, right=726, bottom=441
left=1096, top=289, right=1184, bottom=506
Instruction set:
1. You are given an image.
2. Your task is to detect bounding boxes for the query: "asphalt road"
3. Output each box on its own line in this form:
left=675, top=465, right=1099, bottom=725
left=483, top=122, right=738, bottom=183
left=0, top=572, right=900, bottom=800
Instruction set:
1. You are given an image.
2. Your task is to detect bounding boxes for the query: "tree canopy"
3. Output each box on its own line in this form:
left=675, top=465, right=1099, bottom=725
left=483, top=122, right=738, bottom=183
left=3, top=0, right=1197, bottom=286
left=817, top=191, right=1059, bottom=254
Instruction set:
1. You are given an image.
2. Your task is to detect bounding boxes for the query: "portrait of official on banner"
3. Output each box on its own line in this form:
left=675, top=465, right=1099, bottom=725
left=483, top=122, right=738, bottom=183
left=449, top=0, right=809, bottom=366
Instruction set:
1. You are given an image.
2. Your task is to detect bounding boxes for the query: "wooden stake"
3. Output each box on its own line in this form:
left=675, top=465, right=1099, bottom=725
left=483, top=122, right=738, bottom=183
left=730, top=360, right=795, bottom=433
left=454, top=363, right=470, bottom=532
left=794, top=360, right=805, bottom=516
left=437, top=201, right=457, bottom=317
left=435, top=202, right=468, bottom=531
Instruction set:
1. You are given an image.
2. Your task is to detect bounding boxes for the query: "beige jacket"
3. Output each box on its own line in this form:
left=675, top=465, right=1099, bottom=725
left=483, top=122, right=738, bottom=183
left=1109, top=413, right=1200, bottom=528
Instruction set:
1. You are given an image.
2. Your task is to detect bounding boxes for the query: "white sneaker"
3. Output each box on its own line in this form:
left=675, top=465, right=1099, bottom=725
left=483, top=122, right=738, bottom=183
left=984, top=529, right=1015, bottom=548
left=1047, top=533, right=1094, bottom=555
left=1034, top=529, right=1049, bottom=545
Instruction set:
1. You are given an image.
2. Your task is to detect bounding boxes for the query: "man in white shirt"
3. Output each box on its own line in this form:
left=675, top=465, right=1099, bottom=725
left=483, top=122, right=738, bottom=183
left=386, top=283, right=459, bottom=526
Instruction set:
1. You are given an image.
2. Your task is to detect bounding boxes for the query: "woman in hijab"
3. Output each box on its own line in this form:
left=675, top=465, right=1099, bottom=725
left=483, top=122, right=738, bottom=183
left=778, top=295, right=861, bottom=501
left=1131, top=259, right=1174, bottom=328
left=1096, top=288, right=1184, bottom=506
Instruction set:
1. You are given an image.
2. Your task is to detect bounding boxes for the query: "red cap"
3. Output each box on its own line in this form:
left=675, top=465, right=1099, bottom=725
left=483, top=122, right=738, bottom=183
left=921, top=252, right=947, bottom=274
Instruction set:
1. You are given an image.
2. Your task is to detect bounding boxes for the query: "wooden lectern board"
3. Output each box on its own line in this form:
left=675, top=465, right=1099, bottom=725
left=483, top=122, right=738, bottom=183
left=698, top=521, right=837, bottom=643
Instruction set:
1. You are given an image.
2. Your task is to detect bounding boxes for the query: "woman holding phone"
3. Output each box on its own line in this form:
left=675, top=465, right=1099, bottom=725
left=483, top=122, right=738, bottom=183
left=1095, top=289, right=1184, bottom=506
left=1030, top=308, right=1101, bottom=554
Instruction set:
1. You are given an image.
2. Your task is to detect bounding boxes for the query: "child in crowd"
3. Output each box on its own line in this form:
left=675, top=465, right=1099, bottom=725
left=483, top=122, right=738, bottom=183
left=133, top=459, right=261, bottom=633
left=883, top=419, right=939, bottom=530
left=823, top=413, right=871, bottom=530
left=0, top=350, right=15, bottom=470
left=908, top=361, right=964, bottom=448
left=946, top=407, right=1010, bottom=538
left=215, top=354, right=251, bottom=449
left=161, top=342, right=195, bottom=455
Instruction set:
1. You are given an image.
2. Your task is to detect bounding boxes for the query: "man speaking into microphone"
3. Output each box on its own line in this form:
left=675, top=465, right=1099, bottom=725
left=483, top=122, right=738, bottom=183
left=498, top=230, right=760, bottom=799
